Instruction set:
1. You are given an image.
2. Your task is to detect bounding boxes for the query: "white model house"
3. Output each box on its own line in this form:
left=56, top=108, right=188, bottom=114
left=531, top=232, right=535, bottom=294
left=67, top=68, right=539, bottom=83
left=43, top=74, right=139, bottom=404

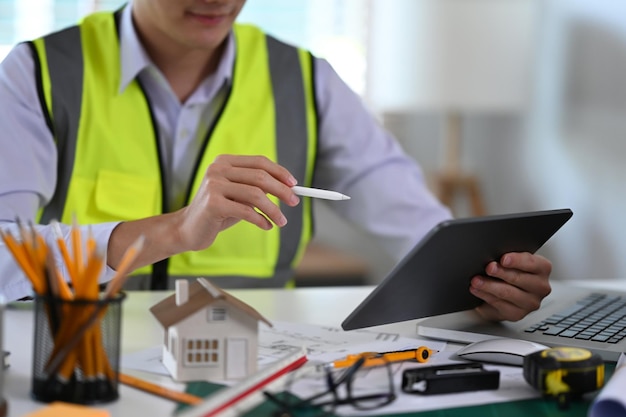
left=149, top=278, right=272, bottom=382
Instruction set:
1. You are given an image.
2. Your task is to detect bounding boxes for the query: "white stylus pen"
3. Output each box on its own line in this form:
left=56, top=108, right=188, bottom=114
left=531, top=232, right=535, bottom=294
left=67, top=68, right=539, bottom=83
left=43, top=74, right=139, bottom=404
left=291, top=185, right=351, bottom=201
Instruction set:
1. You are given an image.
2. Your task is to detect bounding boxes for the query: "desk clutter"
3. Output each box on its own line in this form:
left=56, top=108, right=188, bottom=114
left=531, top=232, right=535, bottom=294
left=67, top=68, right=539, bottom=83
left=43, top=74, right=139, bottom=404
left=523, top=346, right=605, bottom=410
left=1, top=218, right=144, bottom=405
left=3, top=283, right=625, bottom=417
left=2, top=217, right=624, bottom=416
left=21, top=402, right=109, bottom=417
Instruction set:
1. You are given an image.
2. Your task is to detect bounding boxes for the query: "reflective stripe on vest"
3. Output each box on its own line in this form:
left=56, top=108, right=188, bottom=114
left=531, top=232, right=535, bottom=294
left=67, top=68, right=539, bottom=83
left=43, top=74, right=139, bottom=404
left=30, top=11, right=317, bottom=287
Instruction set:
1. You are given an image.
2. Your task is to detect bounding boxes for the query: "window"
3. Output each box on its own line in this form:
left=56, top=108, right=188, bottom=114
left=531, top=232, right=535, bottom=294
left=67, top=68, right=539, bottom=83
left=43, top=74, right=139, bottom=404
left=184, top=338, right=220, bottom=367
left=0, top=0, right=369, bottom=95
left=208, top=307, right=227, bottom=322
left=237, top=0, right=368, bottom=95
left=0, top=0, right=125, bottom=61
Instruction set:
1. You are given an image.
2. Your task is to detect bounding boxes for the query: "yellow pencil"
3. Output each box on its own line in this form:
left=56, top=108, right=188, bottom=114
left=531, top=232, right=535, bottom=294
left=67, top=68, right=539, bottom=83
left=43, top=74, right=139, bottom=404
left=118, top=372, right=203, bottom=405
left=16, top=219, right=47, bottom=288
left=51, top=220, right=78, bottom=289
left=328, top=346, right=436, bottom=369
left=46, top=251, right=103, bottom=374
left=77, top=250, right=105, bottom=297
left=71, top=214, right=84, bottom=280
left=0, top=229, right=45, bottom=293
left=104, top=235, right=145, bottom=297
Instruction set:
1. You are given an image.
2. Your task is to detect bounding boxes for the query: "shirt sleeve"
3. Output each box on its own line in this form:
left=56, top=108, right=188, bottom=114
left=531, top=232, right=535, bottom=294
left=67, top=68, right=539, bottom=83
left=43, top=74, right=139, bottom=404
left=0, top=44, right=118, bottom=301
left=0, top=43, right=57, bottom=208
left=312, top=57, right=452, bottom=260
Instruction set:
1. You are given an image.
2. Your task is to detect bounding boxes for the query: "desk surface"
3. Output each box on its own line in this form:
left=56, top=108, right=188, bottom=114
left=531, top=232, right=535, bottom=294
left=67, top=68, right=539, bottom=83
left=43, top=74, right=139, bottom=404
left=5, top=280, right=626, bottom=417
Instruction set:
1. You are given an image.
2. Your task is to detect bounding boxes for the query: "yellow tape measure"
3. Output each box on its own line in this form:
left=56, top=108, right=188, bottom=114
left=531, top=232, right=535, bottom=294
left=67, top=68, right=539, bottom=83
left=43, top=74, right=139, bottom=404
left=523, top=347, right=605, bottom=409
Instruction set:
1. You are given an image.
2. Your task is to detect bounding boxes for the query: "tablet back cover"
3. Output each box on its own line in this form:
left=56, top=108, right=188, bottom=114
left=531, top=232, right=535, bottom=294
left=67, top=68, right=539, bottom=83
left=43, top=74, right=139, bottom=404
left=341, top=209, right=573, bottom=330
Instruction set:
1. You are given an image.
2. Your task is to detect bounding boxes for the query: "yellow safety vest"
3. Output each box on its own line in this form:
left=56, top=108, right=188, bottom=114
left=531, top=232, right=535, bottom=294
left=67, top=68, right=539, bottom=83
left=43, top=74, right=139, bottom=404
left=29, top=10, right=318, bottom=288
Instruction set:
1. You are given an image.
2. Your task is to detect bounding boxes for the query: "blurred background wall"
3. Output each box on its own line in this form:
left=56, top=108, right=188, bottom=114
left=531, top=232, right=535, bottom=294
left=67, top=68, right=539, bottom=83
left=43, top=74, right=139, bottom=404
left=2, top=0, right=626, bottom=284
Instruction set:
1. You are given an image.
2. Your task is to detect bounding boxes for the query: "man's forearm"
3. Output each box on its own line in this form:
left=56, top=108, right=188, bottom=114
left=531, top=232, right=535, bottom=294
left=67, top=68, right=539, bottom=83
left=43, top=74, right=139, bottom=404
left=107, top=211, right=184, bottom=273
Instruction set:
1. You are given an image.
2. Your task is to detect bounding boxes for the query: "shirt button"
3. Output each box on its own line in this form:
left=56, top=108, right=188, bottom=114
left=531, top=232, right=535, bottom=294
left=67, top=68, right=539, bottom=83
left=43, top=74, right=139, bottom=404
left=180, top=129, right=189, bottom=140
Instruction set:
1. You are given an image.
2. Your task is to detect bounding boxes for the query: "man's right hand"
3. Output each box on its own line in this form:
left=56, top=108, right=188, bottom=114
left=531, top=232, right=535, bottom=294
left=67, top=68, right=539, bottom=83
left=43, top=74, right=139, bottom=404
left=107, top=154, right=301, bottom=272
left=175, top=154, right=301, bottom=252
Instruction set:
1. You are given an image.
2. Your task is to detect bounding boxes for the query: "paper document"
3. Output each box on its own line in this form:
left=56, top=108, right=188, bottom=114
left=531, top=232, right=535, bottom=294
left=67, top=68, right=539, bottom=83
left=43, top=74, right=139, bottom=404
left=256, top=320, right=445, bottom=366
left=121, top=320, right=445, bottom=379
left=121, top=321, right=543, bottom=415
left=589, top=352, right=626, bottom=417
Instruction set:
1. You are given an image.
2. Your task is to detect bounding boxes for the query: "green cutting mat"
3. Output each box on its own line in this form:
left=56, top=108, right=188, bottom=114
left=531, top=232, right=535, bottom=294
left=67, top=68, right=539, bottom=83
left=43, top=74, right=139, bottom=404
left=179, top=363, right=615, bottom=417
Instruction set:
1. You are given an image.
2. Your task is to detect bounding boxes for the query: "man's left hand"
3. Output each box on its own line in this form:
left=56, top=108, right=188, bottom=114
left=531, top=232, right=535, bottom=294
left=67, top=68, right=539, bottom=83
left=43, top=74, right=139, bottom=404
left=470, top=252, right=552, bottom=322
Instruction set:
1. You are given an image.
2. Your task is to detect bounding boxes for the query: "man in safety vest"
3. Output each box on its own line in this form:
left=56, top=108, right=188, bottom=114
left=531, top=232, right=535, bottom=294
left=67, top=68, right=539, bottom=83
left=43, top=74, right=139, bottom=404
left=0, top=0, right=551, bottom=322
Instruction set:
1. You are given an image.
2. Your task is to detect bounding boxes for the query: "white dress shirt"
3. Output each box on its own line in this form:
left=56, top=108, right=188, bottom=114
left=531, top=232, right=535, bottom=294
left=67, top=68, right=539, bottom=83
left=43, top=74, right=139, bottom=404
left=0, top=4, right=450, bottom=300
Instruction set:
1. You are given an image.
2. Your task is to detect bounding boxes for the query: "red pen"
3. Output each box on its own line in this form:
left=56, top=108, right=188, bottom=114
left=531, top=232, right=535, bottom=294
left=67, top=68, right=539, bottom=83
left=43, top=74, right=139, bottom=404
left=179, top=348, right=308, bottom=417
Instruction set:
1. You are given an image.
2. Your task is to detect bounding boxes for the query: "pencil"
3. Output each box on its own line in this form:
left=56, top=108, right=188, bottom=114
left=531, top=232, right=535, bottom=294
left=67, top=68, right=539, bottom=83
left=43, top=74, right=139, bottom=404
left=71, top=214, right=84, bottom=279
left=47, top=236, right=139, bottom=375
left=15, top=218, right=46, bottom=288
left=53, top=250, right=104, bottom=376
left=104, top=235, right=145, bottom=297
left=327, top=346, right=436, bottom=369
left=51, top=220, right=78, bottom=289
left=45, top=250, right=73, bottom=301
left=30, top=222, right=48, bottom=279
left=0, top=229, right=45, bottom=293
left=118, top=372, right=203, bottom=405
left=4, top=219, right=146, bottom=392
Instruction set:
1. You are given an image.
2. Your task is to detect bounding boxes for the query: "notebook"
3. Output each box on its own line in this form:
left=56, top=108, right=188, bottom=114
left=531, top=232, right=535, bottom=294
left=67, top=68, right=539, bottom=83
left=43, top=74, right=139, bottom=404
left=417, top=281, right=626, bottom=361
left=341, top=208, right=573, bottom=330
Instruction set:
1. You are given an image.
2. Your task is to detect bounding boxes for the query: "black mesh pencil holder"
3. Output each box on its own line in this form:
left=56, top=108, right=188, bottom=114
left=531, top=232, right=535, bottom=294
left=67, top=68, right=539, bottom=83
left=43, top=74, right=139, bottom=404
left=31, top=292, right=125, bottom=404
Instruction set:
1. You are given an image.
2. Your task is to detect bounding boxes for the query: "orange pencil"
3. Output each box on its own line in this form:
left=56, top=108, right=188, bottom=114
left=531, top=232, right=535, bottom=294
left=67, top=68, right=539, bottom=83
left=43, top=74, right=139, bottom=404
left=45, top=251, right=73, bottom=301
left=16, top=219, right=47, bottom=288
left=119, top=372, right=203, bottom=405
left=30, top=222, right=48, bottom=277
left=328, top=346, right=436, bottom=369
left=67, top=249, right=103, bottom=378
left=0, top=229, right=45, bottom=293
left=84, top=245, right=102, bottom=381
left=104, top=235, right=145, bottom=297
left=76, top=250, right=105, bottom=297
left=46, top=254, right=121, bottom=374
left=86, top=226, right=97, bottom=260
left=51, top=220, right=78, bottom=289
left=15, top=218, right=36, bottom=263
left=71, top=214, right=84, bottom=279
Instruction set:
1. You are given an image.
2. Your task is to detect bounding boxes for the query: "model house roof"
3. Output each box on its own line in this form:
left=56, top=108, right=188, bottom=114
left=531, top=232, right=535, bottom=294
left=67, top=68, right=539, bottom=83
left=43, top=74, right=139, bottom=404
left=149, top=278, right=273, bottom=329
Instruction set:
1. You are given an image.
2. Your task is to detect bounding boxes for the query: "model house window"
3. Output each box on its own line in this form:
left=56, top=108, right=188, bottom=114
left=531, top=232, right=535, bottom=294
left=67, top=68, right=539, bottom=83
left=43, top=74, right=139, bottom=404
left=208, top=307, right=227, bottom=322
left=184, top=338, right=220, bottom=367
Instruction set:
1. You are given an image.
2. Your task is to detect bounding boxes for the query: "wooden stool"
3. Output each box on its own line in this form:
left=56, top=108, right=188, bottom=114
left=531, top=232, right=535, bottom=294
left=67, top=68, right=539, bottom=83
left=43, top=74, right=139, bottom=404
left=432, top=171, right=486, bottom=216
left=432, top=112, right=487, bottom=217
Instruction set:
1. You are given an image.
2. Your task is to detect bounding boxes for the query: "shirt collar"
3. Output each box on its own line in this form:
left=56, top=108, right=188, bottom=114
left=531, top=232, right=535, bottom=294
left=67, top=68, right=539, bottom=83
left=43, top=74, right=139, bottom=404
left=118, top=3, right=236, bottom=95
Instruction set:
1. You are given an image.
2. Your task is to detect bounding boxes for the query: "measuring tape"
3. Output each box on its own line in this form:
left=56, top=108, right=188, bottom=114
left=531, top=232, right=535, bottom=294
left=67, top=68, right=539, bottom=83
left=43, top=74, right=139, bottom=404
left=523, top=346, right=604, bottom=409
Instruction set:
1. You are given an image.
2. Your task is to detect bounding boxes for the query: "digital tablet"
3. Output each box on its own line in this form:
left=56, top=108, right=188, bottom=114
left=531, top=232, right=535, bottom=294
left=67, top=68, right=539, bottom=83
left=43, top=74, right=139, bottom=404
left=341, top=208, right=573, bottom=330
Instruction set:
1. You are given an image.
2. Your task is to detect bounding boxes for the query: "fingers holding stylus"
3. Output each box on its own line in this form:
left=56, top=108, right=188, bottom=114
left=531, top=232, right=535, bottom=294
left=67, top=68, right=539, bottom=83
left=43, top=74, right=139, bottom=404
left=211, top=154, right=300, bottom=205
left=174, top=156, right=290, bottom=251
left=178, top=154, right=353, bottom=253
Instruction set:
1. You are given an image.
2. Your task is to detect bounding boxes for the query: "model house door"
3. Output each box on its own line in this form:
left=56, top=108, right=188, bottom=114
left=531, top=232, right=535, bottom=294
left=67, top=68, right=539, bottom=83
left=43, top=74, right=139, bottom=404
left=226, top=338, right=248, bottom=379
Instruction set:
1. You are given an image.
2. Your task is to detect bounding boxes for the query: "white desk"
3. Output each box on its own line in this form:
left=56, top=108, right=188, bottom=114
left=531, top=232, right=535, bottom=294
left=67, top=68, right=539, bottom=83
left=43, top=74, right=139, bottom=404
left=5, top=280, right=626, bottom=417
left=5, top=286, right=386, bottom=417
